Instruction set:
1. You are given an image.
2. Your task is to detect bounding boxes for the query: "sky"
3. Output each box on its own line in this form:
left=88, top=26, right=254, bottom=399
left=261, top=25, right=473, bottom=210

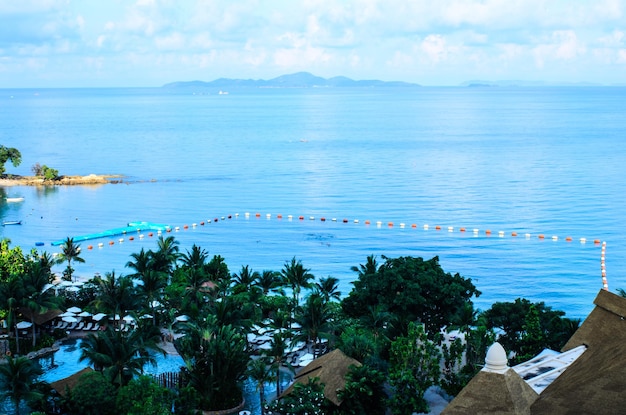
left=1, top=0, right=625, bottom=88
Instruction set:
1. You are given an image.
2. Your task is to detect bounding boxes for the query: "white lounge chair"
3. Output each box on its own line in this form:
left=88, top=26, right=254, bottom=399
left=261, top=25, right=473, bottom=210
left=75, top=322, right=85, bottom=330
left=83, top=322, right=93, bottom=331
left=91, top=323, right=100, bottom=331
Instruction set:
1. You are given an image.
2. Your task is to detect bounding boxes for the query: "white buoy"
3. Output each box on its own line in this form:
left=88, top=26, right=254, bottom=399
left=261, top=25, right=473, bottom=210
left=400, top=223, right=406, bottom=228
left=376, top=221, right=382, bottom=227
left=448, top=226, right=454, bottom=232
left=266, top=213, right=271, bottom=219
left=552, top=236, right=558, bottom=241
left=175, top=226, right=180, bottom=231
left=498, top=231, right=504, bottom=237
left=424, top=224, right=429, bottom=230
left=525, top=233, right=531, bottom=239
left=354, top=219, right=359, bottom=223
left=139, top=234, right=144, bottom=239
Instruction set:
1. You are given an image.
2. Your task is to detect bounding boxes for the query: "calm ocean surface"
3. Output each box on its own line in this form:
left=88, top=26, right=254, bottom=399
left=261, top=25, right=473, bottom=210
left=1, top=86, right=625, bottom=319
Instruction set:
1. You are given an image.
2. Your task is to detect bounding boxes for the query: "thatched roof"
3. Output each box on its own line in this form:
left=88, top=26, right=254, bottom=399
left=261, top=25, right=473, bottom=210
left=281, top=349, right=361, bottom=406
left=445, top=289, right=626, bottom=415
left=443, top=368, right=538, bottom=415
left=50, top=367, right=94, bottom=396
left=530, top=289, right=626, bottom=414
left=19, top=308, right=62, bottom=325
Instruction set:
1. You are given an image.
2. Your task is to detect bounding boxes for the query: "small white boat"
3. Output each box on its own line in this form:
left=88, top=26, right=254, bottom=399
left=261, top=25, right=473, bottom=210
left=2, top=220, right=22, bottom=226
left=5, top=197, right=24, bottom=203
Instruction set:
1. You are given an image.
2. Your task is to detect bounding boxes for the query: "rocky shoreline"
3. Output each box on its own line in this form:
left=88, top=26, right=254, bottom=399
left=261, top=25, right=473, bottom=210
left=0, top=174, right=122, bottom=186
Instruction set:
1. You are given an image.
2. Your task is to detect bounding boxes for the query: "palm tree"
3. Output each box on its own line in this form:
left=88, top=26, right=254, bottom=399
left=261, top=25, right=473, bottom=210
left=247, top=357, right=273, bottom=415
left=150, top=235, right=180, bottom=276
left=350, top=254, right=379, bottom=277
left=280, top=257, right=314, bottom=319
left=257, top=270, right=282, bottom=295
left=92, top=271, right=139, bottom=325
left=265, top=331, right=292, bottom=398
left=137, top=269, right=166, bottom=325
left=314, top=276, right=341, bottom=302
left=179, top=244, right=208, bottom=270
left=232, top=265, right=260, bottom=294
left=0, top=356, right=43, bottom=415
left=293, top=293, right=333, bottom=358
left=126, top=248, right=151, bottom=279
left=79, top=326, right=164, bottom=387
left=0, top=276, right=24, bottom=355
left=176, top=320, right=250, bottom=410
left=55, top=237, right=85, bottom=281
left=21, top=262, right=61, bottom=347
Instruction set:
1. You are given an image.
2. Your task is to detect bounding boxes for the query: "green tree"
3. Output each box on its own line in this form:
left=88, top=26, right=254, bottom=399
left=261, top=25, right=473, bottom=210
left=265, top=331, right=291, bottom=399
left=150, top=235, right=180, bottom=276
left=177, top=320, right=250, bottom=411
left=116, top=375, right=173, bottom=415
left=92, top=271, right=139, bottom=325
left=55, top=237, right=85, bottom=281
left=388, top=322, right=441, bottom=415
left=0, top=356, right=43, bottom=415
left=293, top=293, right=333, bottom=358
left=314, top=276, right=341, bottom=303
left=0, top=146, right=22, bottom=176
left=0, top=276, right=25, bottom=354
left=79, top=326, right=164, bottom=387
left=337, top=364, right=387, bottom=415
left=0, top=239, right=27, bottom=282
left=280, top=257, right=314, bottom=322
left=65, top=371, right=117, bottom=415
left=343, top=255, right=480, bottom=337
left=21, top=261, right=61, bottom=347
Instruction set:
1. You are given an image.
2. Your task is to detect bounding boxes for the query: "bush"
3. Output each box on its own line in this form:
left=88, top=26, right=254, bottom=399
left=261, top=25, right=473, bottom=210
left=66, top=371, right=117, bottom=415
left=116, top=375, right=173, bottom=415
left=31, top=163, right=59, bottom=180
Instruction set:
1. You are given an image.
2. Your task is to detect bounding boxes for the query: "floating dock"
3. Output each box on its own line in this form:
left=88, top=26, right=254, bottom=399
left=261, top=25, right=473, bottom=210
left=51, top=221, right=170, bottom=246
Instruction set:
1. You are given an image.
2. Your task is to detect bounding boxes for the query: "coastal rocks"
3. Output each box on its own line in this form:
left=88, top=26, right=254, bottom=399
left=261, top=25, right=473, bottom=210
left=0, top=174, right=119, bottom=186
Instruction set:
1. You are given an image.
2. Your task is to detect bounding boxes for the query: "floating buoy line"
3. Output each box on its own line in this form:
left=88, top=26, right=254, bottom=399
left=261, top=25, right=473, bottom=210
left=50, top=212, right=609, bottom=290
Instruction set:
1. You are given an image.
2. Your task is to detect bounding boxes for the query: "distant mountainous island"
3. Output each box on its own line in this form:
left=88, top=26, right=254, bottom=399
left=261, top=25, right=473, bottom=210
left=163, top=72, right=419, bottom=89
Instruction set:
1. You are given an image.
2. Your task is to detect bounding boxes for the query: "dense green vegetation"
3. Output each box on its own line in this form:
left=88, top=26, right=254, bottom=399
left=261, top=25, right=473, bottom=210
left=0, top=237, right=581, bottom=414
left=0, top=146, right=21, bottom=176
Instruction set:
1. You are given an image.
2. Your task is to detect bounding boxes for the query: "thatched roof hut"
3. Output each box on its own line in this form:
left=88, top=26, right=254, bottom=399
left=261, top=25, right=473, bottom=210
left=530, top=289, right=626, bottom=414
left=19, top=307, right=62, bottom=326
left=281, top=349, right=361, bottom=406
left=444, top=289, right=626, bottom=414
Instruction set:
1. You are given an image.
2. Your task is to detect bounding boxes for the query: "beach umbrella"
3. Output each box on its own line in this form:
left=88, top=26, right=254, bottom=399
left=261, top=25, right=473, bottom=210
left=140, top=314, right=153, bottom=319
left=123, top=315, right=135, bottom=322
left=62, top=316, right=78, bottom=323
left=175, top=315, right=189, bottom=322
left=78, top=311, right=92, bottom=317
left=92, top=313, right=107, bottom=321
left=67, top=306, right=82, bottom=313
left=16, top=321, right=33, bottom=329
left=66, top=286, right=80, bottom=292
left=59, top=311, right=76, bottom=317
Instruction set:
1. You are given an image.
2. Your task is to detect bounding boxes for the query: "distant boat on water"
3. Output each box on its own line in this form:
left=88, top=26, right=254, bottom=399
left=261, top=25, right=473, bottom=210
left=5, top=197, right=24, bottom=203
left=2, top=220, right=22, bottom=226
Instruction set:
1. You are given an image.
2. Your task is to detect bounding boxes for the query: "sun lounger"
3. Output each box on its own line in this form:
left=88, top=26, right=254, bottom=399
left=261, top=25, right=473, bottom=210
left=58, top=322, right=69, bottom=330
left=66, top=322, right=77, bottom=330
left=83, top=322, right=93, bottom=330
left=91, top=323, right=100, bottom=331
left=75, top=322, right=85, bottom=330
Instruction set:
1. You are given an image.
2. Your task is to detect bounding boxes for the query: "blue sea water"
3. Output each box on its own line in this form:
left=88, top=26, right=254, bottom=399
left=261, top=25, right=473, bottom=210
left=1, top=86, right=625, bottom=321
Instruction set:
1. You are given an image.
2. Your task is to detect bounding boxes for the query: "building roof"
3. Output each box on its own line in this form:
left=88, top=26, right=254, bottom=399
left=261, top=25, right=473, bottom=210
left=19, top=307, right=62, bottom=326
left=530, top=289, right=626, bottom=414
left=444, top=289, right=626, bottom=415
left=281, top=349, right=361, bottom=406
left=442, top=343, right=538, bottom=415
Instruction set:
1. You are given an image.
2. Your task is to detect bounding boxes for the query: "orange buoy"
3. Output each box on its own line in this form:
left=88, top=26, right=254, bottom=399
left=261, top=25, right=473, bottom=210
left=255, top=213, right=261, bottom=218
left=343, top=219, right=348, bottom=223
left=200, top=221, right=205, bottom=225
left=485, top=229, right=491, bottom=235
left=594, top=239, right=601, bottom=244
left=214, top=218, right=218, bottom=222
left=365, top=220, right=371, bottom=225
left=565, top=236, right=572, bottom=242
left=435, top=225, right=441, bottom=230
left=411, top=224, right=417, bottom=228
left=277, top=214, right=283, bottom=219
left=321, top=217, right=326, bottom=222
left=388, top=222, right=393, bottom=227
left=87, top=245, right=93, bottom=250
left=460, top=227, right=466, bottom=232
left=299, top=216, right=304, bottom=220
left=511, top=232, right=517, bottom=237
left=149, top=232, right=154, bottom=237
left=109, top=241, right=114, bottom=245
left=129, top=236, right=134, bottom=241
left=183, top=225, right=189, bottom=229
left=538, top=234, right=545, bottom=239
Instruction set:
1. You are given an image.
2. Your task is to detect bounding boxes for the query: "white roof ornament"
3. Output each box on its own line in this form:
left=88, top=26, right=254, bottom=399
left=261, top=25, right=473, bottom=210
left=484, top=342, right=509, bottom=373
